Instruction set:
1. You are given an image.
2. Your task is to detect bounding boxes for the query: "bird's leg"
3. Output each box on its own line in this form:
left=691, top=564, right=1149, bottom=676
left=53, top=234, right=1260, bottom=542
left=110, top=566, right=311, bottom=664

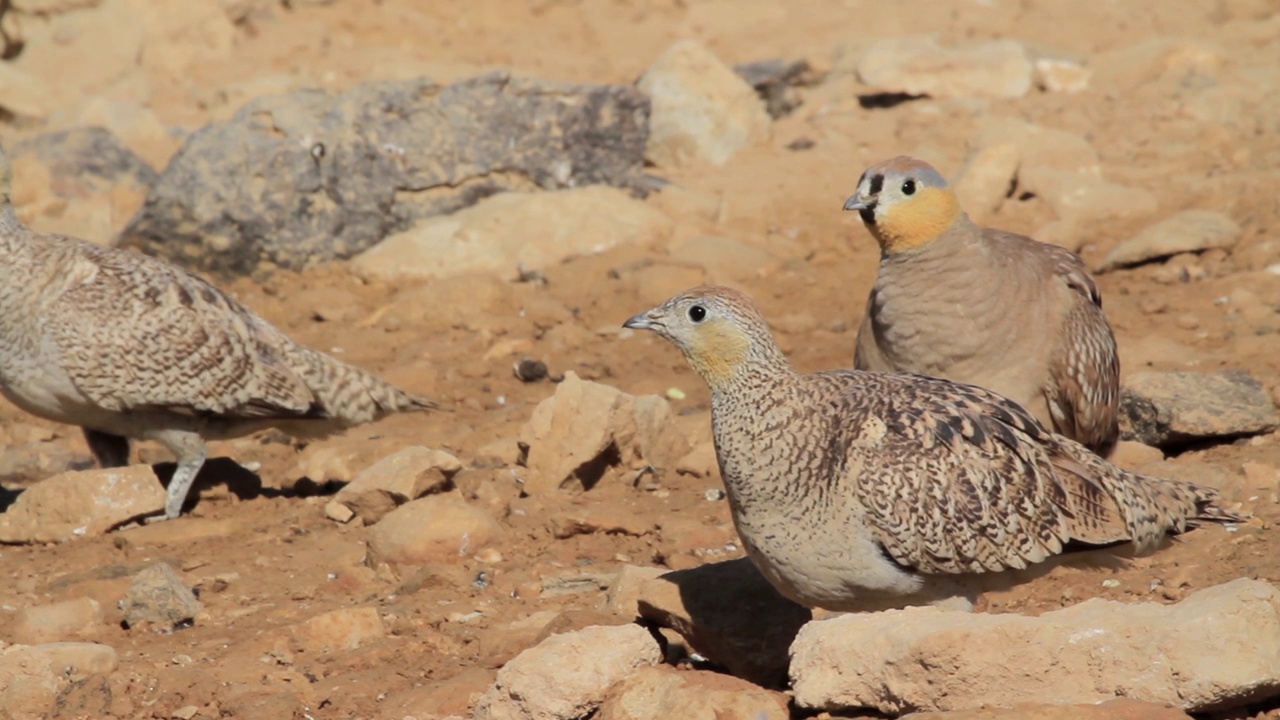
left=150, top=430, right=209, bottom=522
left=83, top=428, right=131, bottom=467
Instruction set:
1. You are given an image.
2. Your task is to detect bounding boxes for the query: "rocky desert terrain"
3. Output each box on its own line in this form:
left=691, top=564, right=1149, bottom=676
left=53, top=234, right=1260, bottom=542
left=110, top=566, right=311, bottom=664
left=1, top=1, right=1280, bottom=719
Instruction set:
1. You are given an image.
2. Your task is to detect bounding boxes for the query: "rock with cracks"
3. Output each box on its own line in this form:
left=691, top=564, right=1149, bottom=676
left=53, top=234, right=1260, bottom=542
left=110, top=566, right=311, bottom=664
left=1120, top=370, right=1279, bottom=448
left=119, top=72, right=650, bottom=277
left=790, top=578, right=1280, bottom=715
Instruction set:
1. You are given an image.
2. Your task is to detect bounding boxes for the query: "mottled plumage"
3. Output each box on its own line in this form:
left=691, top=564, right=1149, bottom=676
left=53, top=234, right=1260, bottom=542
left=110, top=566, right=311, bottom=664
left=0, top=144, right=435, bottom=521
left=624, top=286, right=1240, bottom=611
left=845, top=156, right=1120, bottom=456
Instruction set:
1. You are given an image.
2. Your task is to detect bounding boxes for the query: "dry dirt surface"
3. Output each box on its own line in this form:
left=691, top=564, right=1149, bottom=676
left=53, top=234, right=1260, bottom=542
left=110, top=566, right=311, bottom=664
left=1, top=1, right=1280, bottom=719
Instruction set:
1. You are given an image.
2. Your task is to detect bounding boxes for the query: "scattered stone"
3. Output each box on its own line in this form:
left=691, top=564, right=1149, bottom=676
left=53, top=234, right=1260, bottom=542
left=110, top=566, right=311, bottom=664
left=858, top=36, right=1033, bottom=99
left=473, top=623, right=663, bottom=720
left=514, top=357, right=550, bottom=383
left=1097, top=211, right=1243, bottom=272
left=1120, top=370, right=1279, bottom=448
left=597, top=666, right=790, bottom=720
left=903, top=699, right=1192, bottom=720
left=638, top=39, right=772, bottom=167
left=790, top=578, right=1280, bottom=714
left=120, top=562, right=203, bottom=629
left=519, top=372, right=690, bottom=494
left=953, top=142, right=1020, bottom=224
left=12, top=128, right=158, bottom=241
left=638, top=557, right=811, bottom=688
left=296, top=441, right=385, bottom=485
left=0, top=642, right=119, bottom=717
left=1033, top=58, right=1092, bottom=94
left=602, top=565, right=667, bottom=617
left=549, top=506, right=655, bottom=539
left=291, top=607, right=386, bottom=654
left=120, top=73, right=651, bottom=277
left=733, top=57, right=817, bottom=119
left=12, top=597, right=104, bottom=644
left=367, top=492, right=503, bottom=567
left=539, top=571, right=614, bottom=599
left=353, top=186, right=672, bottom=283
left=0, top=465, right=165, bottom=544
left=324, top=500, right=355, bottom=524
left=331, top=446, right=462, bottom=525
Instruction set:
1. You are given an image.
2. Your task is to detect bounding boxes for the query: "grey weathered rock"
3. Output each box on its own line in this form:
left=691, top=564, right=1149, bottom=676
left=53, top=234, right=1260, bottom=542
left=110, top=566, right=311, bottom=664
left=0, top=465, right=165, bottom=544
left=790, top=578, right=1280, bottom=714
left=638, top=40, right=771, bottom=168
left=597, top=666, right=790, bottom=720
left=120, top=562, right=203, bottom=629
left=473, top=623, right=663, bottom=720
left=858, top=36, right=1034, bottom=99
left=1121, top=370, right=1279, bottom=448
left=119, top=72, right=650, bottom=276
left=1098, top=210, right=1243, bottom=272
left=637, top=557, right=811, bottom=688
left=16, top=127, right=158, bottom=198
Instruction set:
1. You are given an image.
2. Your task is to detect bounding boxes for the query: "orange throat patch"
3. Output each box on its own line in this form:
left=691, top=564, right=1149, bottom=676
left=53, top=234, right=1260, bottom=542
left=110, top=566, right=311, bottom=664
left=685, top=320, right=751, bottom=389
left=871, top=187, right=962, bottom=254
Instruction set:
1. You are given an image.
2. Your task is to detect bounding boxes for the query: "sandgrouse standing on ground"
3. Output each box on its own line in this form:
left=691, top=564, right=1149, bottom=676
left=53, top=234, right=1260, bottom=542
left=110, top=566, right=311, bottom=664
left=844, top=156, right=1120, bottom=456
left=624, top=286, right=1240, bottom=612
left=0, top=143, right=435, bottom=521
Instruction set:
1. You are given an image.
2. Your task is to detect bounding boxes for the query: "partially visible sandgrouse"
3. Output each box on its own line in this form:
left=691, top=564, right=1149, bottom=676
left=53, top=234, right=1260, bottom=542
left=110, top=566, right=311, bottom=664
left=623, top=285, right=1240, bottom=612
left=844, top=156, right=1120, bottom=456
left=0, top=143, right=435, bottom=521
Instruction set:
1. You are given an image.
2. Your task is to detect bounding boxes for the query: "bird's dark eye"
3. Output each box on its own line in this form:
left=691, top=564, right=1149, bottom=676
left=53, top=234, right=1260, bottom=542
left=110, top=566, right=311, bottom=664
left=688, top=305, right=707, bottom=323
left=901, top=179, right=916, bottom=196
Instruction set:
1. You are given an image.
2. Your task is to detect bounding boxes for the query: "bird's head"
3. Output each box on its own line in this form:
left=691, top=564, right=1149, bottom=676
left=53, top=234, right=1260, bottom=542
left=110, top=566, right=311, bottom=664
left=622, top=285, right=787, bottom=391
left=843, top=156, right=961, bottom=255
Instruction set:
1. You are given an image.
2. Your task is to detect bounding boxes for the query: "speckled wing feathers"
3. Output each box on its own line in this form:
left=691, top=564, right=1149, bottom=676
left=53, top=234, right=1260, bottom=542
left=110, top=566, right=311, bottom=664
left=818, top=370, right=1233, bottom=576
left=46, top=239, right=429, bottom=424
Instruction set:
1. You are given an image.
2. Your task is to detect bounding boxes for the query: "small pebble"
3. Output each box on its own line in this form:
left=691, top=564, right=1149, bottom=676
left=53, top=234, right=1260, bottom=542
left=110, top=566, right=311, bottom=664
left=704, top=488, right=726, bottom=501
left=666, top=387, right=687, bottom=400
left=513, top=357, right=549, bottom=382
left=1101, top=579, right=1121, bottom=588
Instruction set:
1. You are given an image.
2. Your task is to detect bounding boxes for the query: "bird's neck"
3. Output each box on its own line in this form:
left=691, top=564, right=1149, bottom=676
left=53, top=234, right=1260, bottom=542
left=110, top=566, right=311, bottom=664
left=708, top=362, right=805, bottom=505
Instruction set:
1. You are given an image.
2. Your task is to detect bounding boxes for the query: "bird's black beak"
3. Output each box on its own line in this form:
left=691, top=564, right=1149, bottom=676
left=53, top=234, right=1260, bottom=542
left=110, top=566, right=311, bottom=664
left=843, top=194, right=869, bottom=212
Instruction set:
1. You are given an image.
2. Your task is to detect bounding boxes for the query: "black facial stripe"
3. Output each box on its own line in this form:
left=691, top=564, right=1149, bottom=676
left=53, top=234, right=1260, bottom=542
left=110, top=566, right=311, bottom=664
left=869, top=173, right=884, bottom=195
left=859, top=201, right=877, bottom=225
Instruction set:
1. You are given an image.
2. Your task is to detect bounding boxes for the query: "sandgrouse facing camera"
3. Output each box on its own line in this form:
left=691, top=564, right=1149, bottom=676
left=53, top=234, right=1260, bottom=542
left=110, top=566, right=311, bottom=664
left=624, top=286, right=1240, bottom=612
left=0, top=143, right=435, bottom=522
left=844, top=156, right=1120, bottom=456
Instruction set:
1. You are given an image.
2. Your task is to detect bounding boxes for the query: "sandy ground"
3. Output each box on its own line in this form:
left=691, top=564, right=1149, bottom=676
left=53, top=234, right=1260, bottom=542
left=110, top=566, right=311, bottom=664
left=1, top=0, right=1280, bottom=718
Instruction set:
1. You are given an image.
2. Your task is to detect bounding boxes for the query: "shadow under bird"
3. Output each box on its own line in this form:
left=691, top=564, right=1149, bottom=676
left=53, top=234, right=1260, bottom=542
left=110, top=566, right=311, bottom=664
left=845, top=155, right=1120, bottom=457
left=0, top=144, right=436, bottom=521
left=623, top=285, right=1242, bottom=612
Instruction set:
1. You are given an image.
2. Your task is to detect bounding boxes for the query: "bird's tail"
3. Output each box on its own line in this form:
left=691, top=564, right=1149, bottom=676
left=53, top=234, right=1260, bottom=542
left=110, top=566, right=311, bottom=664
left=1051, top=440, right=1246, bottom=553
left=294, top=346, right=438, bottom=425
